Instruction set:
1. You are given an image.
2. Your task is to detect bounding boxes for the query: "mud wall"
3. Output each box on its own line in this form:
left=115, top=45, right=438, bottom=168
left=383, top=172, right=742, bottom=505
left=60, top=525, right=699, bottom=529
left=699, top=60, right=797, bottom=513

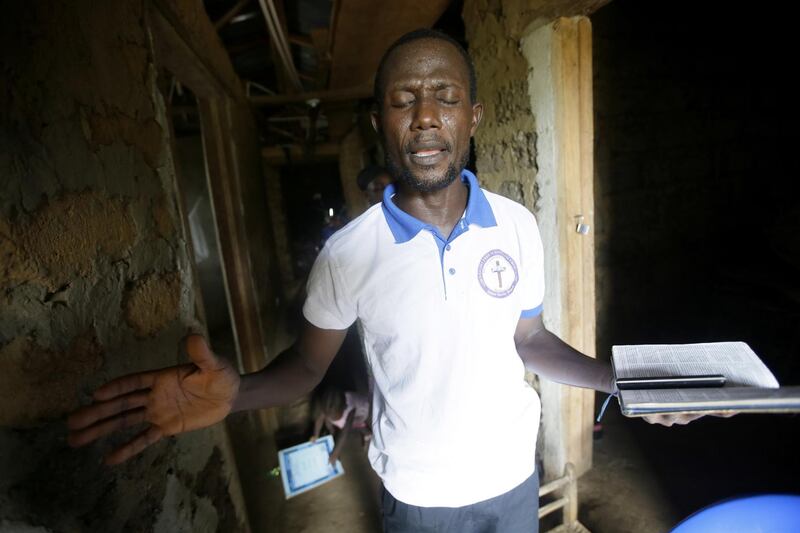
left=463, top=0, right=539, bottom=212
left=0, top=1, right=248, bottom=531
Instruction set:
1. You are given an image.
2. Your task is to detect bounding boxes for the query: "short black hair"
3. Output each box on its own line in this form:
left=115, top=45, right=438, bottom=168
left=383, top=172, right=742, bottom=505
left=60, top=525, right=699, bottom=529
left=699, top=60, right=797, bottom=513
left=356, top=165, right=389, bottom=191
left=373, top=28, right=477, bottom=108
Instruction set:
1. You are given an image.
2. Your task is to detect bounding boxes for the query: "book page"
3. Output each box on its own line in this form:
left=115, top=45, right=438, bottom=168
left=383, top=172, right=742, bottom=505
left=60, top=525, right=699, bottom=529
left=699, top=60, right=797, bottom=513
left=612, top=342, right=779, bottom=388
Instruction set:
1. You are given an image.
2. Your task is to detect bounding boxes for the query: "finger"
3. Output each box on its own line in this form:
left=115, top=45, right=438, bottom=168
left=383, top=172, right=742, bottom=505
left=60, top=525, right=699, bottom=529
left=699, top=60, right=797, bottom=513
left=105, top=425, right=163, bottom=466
left=67, top=407, right=147, bottom=448
left=643, top=415, right=671, bottom=426
left=67, top=391, right=149, bottom=431
left=93, top=371, right=157, bottom=402
left=676, top=413, right=703, bottom=425
left=185, top=335, right=223, bottom=371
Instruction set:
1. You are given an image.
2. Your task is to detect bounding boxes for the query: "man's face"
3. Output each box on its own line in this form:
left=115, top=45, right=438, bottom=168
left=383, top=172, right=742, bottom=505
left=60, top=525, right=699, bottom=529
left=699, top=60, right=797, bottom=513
left=372, top=39, right=482, bottom=193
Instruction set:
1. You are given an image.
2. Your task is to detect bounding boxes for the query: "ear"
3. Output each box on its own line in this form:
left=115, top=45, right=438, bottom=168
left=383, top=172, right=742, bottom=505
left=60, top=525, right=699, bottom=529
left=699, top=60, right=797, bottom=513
left=370, top=110, right=380, bottom=134
left=470, top=101, right=484, bottom=137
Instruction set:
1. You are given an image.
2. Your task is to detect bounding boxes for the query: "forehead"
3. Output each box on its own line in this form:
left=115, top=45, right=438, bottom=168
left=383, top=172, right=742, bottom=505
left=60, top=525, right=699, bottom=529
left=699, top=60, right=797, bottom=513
left=382, top=38, right=469, bottom=88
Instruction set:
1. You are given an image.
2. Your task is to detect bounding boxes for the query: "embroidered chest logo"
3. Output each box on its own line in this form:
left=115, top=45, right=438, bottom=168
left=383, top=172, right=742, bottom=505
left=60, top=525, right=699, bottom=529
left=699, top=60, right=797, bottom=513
left=477, top=249, right=519, bottom=298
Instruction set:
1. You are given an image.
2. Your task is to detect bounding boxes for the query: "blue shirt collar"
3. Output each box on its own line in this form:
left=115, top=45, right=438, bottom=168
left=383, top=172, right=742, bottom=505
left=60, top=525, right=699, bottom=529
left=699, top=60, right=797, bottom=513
left=381, top=169, right=497, bottom=243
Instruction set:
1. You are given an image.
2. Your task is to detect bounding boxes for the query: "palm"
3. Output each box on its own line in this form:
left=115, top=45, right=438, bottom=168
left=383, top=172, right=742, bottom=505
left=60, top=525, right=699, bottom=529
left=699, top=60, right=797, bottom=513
left=148, top=361, right=239, bottom=435
left=67, top=335, right=240, bottom=464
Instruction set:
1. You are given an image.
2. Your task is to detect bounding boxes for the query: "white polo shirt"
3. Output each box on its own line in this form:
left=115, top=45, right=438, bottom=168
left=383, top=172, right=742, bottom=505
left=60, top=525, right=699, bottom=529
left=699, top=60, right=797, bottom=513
left=303, top=170, right=545, bottom=507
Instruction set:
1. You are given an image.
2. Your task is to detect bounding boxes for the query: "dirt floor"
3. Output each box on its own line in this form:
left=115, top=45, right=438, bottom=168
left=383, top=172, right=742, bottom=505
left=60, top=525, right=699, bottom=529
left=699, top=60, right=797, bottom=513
left=275, top=407, right=680, bottom=533
left=278, top=437, right=382, bottom=533
left=578, top=408, right=679, bottom=533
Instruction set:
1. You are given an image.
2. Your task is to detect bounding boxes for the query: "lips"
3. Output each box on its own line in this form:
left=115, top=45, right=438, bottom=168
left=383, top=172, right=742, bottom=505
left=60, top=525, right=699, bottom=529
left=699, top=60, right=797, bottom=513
left=407, top=139, right=450, bottom=165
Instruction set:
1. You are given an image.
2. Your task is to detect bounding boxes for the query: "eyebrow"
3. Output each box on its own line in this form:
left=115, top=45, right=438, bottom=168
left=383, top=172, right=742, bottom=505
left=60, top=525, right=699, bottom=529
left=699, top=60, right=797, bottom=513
left=390, top=79, right=465, bottom=92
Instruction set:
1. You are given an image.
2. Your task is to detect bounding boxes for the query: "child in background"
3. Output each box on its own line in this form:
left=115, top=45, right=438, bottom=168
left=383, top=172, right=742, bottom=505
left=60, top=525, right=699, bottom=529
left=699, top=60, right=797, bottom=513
left=311, top=385, right=371, bottom=465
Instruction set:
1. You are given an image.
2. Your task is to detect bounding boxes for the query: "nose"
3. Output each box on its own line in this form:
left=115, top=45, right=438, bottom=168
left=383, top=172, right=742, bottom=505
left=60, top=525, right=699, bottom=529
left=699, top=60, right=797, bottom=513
left=411, top=95, right=441, bottom=131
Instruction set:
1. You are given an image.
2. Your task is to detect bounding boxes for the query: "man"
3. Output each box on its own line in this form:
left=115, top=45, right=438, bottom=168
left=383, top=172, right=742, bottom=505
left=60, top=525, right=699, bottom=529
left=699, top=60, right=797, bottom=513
left=357, top=165, right=393, bottom=206
left=68, top=29, right=689, bottom=532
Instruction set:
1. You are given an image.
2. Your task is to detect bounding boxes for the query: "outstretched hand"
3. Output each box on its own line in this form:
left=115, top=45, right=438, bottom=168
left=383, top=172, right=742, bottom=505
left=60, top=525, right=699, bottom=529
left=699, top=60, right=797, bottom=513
left=67, top=335, right=240, bottom=465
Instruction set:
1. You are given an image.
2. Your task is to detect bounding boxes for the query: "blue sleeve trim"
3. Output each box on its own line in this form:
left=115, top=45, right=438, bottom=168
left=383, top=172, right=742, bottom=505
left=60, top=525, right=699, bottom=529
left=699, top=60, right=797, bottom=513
left=520, top=304, right=544, bottom=319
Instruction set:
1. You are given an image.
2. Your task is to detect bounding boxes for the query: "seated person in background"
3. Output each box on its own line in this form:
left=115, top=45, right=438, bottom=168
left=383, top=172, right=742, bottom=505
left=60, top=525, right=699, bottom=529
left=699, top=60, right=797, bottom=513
left=356, top=165, right=393, bottom=207
left=311, top=385, right=371, bottom=465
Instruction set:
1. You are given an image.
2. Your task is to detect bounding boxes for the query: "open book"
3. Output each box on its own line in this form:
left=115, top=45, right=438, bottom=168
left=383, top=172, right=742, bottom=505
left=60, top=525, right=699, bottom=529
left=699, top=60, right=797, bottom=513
left=612, top=342, right=800, bottom=416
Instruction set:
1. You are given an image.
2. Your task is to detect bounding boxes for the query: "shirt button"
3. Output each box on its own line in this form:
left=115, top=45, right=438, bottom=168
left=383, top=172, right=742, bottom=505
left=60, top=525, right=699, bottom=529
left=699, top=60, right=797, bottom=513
left=448, top=268, right=456, bottom=275
left=445, top=244, right=452, bottom=251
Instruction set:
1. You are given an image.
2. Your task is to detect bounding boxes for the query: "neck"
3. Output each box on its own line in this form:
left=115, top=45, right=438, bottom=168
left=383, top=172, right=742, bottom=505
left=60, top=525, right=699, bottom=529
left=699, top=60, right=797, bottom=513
left=394, top=175, right=468, bottom=238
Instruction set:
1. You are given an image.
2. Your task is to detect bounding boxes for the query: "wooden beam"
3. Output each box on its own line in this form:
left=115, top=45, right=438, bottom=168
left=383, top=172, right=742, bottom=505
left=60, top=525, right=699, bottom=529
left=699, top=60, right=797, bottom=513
left=554, top=16, right=595, bottom=475
left=328, top=0, right=450, bottom=89
left=214, top=0, right=252, bottom=29
left=521, top=16, right=596, bottom=481
left=257, top=0, right=302, bottom=91
left=198, top=98, right=268, bottom=370
left=149, top=0, right=244, bottom=100
left=249, top=84, right=371, bottom=106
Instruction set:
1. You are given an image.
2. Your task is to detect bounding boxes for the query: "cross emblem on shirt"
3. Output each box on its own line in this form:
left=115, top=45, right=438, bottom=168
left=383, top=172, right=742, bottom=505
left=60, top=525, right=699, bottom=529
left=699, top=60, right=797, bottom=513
left=492, top=260, right=506, bottom=288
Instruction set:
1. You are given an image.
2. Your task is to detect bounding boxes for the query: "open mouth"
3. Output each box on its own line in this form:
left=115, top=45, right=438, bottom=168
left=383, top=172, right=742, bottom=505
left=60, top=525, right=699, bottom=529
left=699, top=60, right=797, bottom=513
left=407, top=140, right=450, bottom=164
left=412, top=149, right=445, bottom=157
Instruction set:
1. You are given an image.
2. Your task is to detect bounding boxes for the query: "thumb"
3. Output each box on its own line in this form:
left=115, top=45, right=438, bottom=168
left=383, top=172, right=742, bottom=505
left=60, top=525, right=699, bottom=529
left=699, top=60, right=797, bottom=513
left=185, top=334, right=223, bottom=371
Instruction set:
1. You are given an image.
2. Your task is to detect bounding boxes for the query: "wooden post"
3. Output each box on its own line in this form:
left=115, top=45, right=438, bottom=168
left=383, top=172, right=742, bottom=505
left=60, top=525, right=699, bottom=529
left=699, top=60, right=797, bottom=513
left=198, top=98, right=268, bottom=372
left=522, top=16, right=596, bottom=478
left=555, top=15, right=597, bottom=475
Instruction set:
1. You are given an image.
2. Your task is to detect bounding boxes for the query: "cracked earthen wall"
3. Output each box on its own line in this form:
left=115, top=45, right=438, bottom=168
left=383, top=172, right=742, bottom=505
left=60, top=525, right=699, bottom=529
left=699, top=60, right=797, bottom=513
left=463, top=1, right=540, bottom=213
left=0, top=1, right=248, bottom=531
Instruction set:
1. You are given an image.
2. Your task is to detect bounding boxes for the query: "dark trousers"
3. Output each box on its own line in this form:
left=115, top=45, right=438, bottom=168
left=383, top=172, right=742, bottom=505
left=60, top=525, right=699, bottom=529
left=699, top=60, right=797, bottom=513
left=381, top=472, right=539, bottom=533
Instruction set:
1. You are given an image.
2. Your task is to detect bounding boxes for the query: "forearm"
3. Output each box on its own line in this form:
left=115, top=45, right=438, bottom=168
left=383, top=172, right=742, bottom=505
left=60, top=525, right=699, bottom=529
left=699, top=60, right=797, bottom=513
left=331, top=427, right=349, bottom=456
left=517, top=328, right=615, bottom=393
left=312, top=414, right=325, bottom=439
left=232, top=346, right=324, bottom=413
left=330, top=417, right=353, bottom=460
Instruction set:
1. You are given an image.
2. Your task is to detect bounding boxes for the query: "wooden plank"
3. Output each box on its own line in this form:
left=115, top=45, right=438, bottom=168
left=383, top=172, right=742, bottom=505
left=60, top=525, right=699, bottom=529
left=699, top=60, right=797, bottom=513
left=214, top=0, right=252, bottom=29
left=577, top=15, right=596, bottom=470
left=249, top=84, right=372, bottom=106
left=328, top=0, right=451, bottom=89
left=150, top=0, right=244, bottom=99
left=552, top=16, right=596, bottom=476
left=198, top=98, right=268, bottom=372
left=257, top=0, right=302, bottom=92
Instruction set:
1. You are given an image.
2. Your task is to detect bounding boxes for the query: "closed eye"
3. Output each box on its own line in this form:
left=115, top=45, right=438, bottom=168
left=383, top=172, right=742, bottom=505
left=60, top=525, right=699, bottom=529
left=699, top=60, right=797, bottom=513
left=436, top=89, right=461, bottom=105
